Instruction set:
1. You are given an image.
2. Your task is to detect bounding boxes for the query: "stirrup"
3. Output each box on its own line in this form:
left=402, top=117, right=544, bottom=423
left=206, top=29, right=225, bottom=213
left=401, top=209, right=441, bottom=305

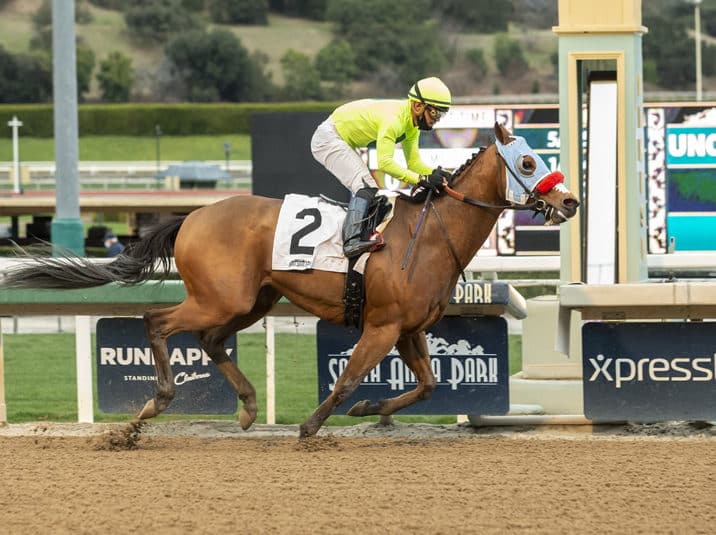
left=343, top=232, right=385, bottom=258
left=367, top=231, right=385, bottom=252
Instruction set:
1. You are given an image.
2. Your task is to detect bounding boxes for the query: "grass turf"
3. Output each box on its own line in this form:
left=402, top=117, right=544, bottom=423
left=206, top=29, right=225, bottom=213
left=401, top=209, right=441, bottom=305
left=2, top=331, right=522, bottom=425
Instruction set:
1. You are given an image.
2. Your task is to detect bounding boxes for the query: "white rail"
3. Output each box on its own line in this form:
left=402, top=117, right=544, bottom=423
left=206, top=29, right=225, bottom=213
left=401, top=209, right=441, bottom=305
left=0, top=160, right=252, bottom=191
left=2, top=252, right=715, bottom=276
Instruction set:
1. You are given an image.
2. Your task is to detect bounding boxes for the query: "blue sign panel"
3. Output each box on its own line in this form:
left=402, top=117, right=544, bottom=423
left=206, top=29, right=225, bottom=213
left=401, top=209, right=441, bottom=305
left=317, top=316, right=509, bottom=415
left=666, top=126, right=716, bottom=167
left=583, top=322, right=716, bottom=421
left=96, top=318, right=237, bottom=414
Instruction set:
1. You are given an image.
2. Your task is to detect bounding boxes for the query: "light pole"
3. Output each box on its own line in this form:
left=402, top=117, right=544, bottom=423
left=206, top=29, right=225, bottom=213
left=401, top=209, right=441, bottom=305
left=688, top=0, right=703, bottom=101
left=224, top=141, right=231, bottom=171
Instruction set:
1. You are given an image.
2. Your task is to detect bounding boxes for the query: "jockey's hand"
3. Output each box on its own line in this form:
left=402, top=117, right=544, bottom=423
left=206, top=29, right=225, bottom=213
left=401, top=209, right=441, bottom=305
left=419, top=167, right=449, bottom=192
left=435, top=166, right=452, bottom=180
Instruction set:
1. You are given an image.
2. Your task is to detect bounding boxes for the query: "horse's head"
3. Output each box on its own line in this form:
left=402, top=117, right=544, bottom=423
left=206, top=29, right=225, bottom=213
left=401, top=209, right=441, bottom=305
left=493, top=122, right=579, bottom=224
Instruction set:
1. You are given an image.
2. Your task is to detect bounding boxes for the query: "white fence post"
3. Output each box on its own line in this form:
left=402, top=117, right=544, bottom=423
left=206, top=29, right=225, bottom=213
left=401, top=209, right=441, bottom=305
left=266, top=316, right=276, bottom=425
left=75, top=315, right=94, bottom=423
left=0, top=319, right=7, bottom=425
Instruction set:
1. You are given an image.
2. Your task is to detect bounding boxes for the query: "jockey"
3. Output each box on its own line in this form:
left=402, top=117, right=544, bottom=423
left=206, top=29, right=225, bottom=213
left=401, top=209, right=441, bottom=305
left=311, top=76, right=452, bottom=258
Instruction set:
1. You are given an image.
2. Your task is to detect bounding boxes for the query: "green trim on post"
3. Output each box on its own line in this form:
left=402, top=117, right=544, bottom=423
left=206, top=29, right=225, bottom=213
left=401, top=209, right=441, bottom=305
left=51, top=218, right=85, bottom=256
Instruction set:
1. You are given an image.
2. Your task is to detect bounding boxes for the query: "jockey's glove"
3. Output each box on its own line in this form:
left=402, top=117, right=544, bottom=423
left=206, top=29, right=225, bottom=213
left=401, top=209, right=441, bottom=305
left=418, top=166, right=451, bottom=192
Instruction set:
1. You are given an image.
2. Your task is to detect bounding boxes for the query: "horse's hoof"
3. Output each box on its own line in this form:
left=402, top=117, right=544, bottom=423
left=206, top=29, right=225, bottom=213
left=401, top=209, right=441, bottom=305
left=238, top=407, right=255, bottom=430
left=136, top=399, right=156, bottom=420
left=299, top=423, right=314, bottom=439
left=347, top=400, right=371, bottom=417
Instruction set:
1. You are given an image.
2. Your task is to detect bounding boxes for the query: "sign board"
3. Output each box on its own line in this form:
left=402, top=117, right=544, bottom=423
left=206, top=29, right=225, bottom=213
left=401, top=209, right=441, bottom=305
left=96, top=318, right=237, bottom=414
left=666, top=126, right=716, bottom=168
left=582, top=322, right=716, bottom=420
left=317, top=316, right=509, bottom=415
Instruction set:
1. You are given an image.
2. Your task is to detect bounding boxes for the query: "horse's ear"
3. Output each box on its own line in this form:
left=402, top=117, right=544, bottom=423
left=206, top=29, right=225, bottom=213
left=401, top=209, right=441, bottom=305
left=494, top=122, right=513, bottom=144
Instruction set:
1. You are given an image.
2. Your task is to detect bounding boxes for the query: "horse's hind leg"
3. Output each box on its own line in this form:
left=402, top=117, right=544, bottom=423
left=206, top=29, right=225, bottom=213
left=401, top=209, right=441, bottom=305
left=198, top=286, right=281, bottom=430
left=136, top=304, right=182, bottom=420
left=347, top=331, right=436, bottom=417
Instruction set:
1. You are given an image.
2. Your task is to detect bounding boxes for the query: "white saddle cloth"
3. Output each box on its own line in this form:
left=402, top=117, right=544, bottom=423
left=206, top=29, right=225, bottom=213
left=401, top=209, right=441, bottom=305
left=271, top=193, right=395, bottom=274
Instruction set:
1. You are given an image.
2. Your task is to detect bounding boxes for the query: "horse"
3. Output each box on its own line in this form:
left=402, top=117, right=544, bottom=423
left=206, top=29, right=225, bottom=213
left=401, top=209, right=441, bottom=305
left=0, top=123, right=579, bottom=438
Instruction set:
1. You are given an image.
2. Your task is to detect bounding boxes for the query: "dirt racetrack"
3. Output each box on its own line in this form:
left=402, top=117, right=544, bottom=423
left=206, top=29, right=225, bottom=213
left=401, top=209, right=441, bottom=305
left=1, top=420, right=715, bottom=534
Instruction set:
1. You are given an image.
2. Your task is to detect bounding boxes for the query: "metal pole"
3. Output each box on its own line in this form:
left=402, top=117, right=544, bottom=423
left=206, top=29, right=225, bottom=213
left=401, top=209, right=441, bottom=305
left=694, top=0, right=702, bottom=101
left=51, top=0, right=84, bottom=255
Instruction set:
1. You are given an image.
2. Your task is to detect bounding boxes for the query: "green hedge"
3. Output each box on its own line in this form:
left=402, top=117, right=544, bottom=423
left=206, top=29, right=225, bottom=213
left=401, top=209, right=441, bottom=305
left=0, top=102, right=340, bottom=138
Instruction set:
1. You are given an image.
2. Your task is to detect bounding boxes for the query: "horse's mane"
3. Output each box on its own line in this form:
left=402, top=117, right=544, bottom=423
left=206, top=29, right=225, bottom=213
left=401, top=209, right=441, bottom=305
left=449, top=146, right=488, bottom=185
left=397, top=146, right=489, bottom=204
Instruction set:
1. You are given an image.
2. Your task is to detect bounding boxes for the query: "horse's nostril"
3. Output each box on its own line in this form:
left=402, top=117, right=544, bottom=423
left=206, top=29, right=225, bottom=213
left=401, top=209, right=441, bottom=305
left=563, top=198, right=580, bottom=208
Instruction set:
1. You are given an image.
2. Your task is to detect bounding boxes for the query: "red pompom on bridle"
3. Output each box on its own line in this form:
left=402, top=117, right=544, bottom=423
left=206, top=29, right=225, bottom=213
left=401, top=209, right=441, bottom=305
left=534, top=171, right=565, bottom=195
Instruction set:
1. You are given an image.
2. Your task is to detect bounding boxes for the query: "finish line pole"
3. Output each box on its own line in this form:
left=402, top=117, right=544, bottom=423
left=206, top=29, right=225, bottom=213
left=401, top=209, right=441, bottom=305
left=51, top=0, right=84, bottom=256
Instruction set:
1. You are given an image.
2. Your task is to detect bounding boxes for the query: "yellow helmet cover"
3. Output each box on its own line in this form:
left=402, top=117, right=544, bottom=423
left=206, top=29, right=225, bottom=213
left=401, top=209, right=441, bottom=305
left=408, top=77, right=451, bottom=110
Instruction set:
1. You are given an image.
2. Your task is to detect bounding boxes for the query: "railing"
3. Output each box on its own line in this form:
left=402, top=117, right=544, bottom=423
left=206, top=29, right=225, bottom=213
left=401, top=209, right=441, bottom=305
left=0, top=160, right=252, bottom=191
left=0, top=279, right=525, bottom=425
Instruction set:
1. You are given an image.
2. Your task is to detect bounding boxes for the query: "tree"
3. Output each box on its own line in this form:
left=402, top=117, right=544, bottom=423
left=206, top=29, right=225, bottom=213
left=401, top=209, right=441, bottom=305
left=268, top=0, right=328, bottom=20
left=511, top=0, right=556, bottom=29
left=493, top=33, right=528, bottom=77
left=30, top=26, right=95, bottom=100
left=465, top=48, right=488, bottom=78
left=280, top=49, right=323, bottom=100
left=97, top=51, right=134, bottom=102
left=210, top=0, right=268, bottom=24
left=643, top=12, right=694, bottom=90
left=76, top=44, right=96, bottom=101
left=0, top=46, right=53, bottom=103
left=433, top=0, right=512, bottom=33
left=125, top=0, right=203, bottom=43
left=33, top=0, right=93, bottom=28
left=165, top=29, right=275, bottom=102
left=315, top=40, right=357, bottom=85
left=326, top=0, right=448, bottom=89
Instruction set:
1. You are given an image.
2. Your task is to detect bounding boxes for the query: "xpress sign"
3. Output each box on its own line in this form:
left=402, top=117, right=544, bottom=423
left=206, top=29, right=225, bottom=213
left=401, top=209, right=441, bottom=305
left=582, top=322, right=716, bottom=420
left=96, top=318, right=237, bottom=414
left=317, top=316, right=509, bottom=415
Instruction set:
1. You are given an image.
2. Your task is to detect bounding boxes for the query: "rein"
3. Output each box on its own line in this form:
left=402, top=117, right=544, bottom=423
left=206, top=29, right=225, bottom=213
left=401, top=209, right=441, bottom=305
left=421, top=144, right=546, bottom=281
left=442, top=148, right=545, bottom=212
left=402, top=141, right=548, bottom=279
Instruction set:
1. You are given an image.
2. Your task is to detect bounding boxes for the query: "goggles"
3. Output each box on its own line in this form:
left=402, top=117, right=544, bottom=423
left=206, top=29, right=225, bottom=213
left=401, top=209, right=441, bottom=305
left=425, top=105, right=447, bottom=120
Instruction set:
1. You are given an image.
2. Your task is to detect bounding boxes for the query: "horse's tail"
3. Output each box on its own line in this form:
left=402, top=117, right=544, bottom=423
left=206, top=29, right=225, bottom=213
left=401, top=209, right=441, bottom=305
left=0, top=216, right=186, bottom=290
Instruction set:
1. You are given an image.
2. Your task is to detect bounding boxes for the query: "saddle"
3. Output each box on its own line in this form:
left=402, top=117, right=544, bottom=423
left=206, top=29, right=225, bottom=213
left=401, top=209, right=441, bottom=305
left=343, top=194, right=392, bottom=331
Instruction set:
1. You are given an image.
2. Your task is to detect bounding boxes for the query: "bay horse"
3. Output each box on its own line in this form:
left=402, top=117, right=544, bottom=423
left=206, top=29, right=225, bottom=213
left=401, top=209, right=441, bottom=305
left=0, top=123, right=579, bottom=437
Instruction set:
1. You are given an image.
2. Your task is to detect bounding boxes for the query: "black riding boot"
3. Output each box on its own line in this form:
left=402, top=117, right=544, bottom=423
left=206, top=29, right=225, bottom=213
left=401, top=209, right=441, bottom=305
left=342, top=188, right=380, bottom=258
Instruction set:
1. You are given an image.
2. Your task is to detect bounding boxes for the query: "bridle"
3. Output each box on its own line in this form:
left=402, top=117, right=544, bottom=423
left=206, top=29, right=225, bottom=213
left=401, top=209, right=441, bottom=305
left=442, top=146, right=548, bottom=214
left=416, top=142, right=561, bottom=280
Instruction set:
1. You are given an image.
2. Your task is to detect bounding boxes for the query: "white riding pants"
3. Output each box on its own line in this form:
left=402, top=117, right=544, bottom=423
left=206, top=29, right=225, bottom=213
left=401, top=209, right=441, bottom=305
left=310, top=118, right=378, bottom=194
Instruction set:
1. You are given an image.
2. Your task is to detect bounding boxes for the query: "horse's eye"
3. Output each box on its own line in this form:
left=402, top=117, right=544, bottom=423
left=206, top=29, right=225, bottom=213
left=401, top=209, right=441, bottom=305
left=516, top=155, right=536, bottom=176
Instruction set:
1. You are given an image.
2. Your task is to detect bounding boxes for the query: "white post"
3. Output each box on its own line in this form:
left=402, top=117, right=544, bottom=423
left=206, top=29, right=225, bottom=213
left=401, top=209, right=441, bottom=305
left=7, top=116, right=22, bottom=194
left=0, top=318, right=7, bottom=425
left=265, top=316, right=276, bottom=425
left=694, top=0, right=702, bottom=101
left=75, top=315, right=94, bottom=423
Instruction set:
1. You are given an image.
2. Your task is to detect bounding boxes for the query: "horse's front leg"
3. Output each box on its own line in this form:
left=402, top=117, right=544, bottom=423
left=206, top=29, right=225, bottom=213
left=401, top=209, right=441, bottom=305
left=299, top=324, right=400, bottom=438
left=347, top=331, right=435, bottom=417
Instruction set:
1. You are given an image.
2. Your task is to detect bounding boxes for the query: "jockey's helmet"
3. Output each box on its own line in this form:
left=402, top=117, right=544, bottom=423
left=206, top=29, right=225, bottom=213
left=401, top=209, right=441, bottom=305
left=408, top=77, right=451, bottom=111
